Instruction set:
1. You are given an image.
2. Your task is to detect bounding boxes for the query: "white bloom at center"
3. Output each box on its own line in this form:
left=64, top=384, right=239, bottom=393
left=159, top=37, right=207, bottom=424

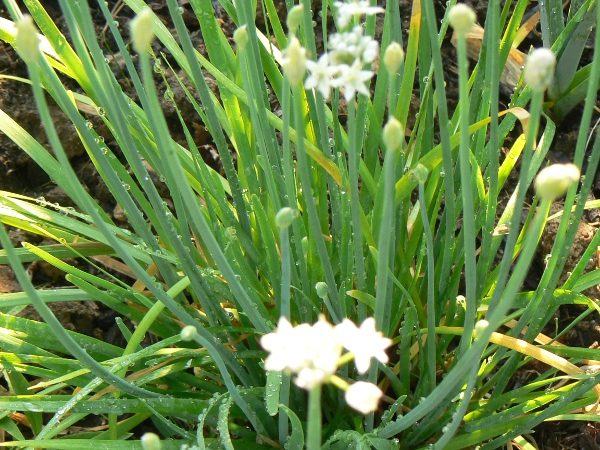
left=335, top=317, right=391, bottom=373
left=260, top=316, right=342, bottom=389
left=334, top=1, right=385, bottom=29
left=345, top=381, right=383, bottom=414
left=335, top=61, right=374, bottom=101
left=261, top=317, right=313, bottom=372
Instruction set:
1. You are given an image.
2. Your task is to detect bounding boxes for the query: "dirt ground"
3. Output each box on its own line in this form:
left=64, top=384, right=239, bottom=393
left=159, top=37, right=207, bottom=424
left=0, top=1, right=598, bottom=448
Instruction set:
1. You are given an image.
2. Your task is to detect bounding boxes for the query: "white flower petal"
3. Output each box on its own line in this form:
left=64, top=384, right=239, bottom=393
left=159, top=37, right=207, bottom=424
left=335, top=317, right=391, bottom=374
left=345, top=381, right=383, bottom=414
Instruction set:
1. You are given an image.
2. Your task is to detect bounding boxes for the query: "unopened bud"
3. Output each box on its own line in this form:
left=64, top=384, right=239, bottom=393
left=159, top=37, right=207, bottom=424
left=315, top=281, right=328, bottom=299
left=382, top=117, right=404, bottom=152
left=141, top=432, right=161, bottom=450
left=524, top=48, right=556, bottom=92
left=281, top=36, right=307, bottom=86
left=534, top=163, right=580, bottom=201
left=15, top=16, right=40, bottom=63
left=474, top=319, right=489, bottom=338
left=287, top=5, right=304, bottom=34
left=383, top=42, right=404, bottom=75
left=233, top=25, right=248, bottom=50
left=411, top=164, right=429, bottom=184
left=301, top=236, right=308, bottom=256
left=130, top=7, right=155, bottom=54
left=180, top=325, right=198, bottom=342
left=275, top=207, right=299, bottom=229
left=448, top=4, right=476, bottom=35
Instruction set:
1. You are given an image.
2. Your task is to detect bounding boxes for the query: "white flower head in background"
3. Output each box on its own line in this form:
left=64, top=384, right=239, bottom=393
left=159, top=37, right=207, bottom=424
left=334, top=0, right=385, bottom=29
left=130, top=7, right=155, bottom=54
left=524, top=48, right=556, bottom=92
left=448, top=3, right=477, bottom=36
left=329, top=26, right=379, bottom=65
left=334, top=60, right=374, bottom=101
left=345, top=381, right=383, bottom=414
left=281, top=36, right=307, bottom=86
left=335, top=317, right=392, bottom=373
left=305, top=54, right=341, bottom=99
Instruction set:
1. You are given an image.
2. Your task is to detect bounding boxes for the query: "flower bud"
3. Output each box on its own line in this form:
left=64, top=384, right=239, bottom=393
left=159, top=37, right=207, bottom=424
left=534, top=163, right=580, bottom=201
left=448, top=3, right=476, bottom=35
left=301, top=236, right=308, bottom=256
left=15, top=16, right=40, bottom=63
left=315, top=281, right=328, bottom=299
left=287, top=5, right=304, bottom=34
left=141, top=432, right=162, bottom=450
left=383, top=41, right=404, bottom=75
left=474, top=319, right=489, bottom=338
left=275, top=207, right=299, bottom=229
left=411, top=164, right=429, bottom=184
left=345, top=381, right=383, bottom=414
left=281, top=36, right=307, bottom=86
left=382, top=117, right=404, bottom=152
left=524, top=48, right=556, bottom=92
left=233, top=25, right=248, bottom=50
left=130, top=7, right=155, bottom=54
left=180, top=325, right=198, bottom=342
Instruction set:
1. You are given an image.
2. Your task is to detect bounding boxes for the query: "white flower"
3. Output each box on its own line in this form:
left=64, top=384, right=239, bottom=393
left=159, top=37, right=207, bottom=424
left=281, top=37, right=307, bottom=86
left=295, top=367, right=331, bottom=389
left=345, top=381, right=383, bottom=414
left=261, top=317, right=313, bottom=372
left=305, top=54, right=341, bottom=99
left=329, top=26, right=379, bottom=65
left=261, top=316, right=342, bottom=389
left=534, top=163, right=580, bottom=201
left=292, top=316, right=342, bottom=387
left=335, top=317, right=391, bottom=373
left=335, top=1, right=385, bottom=29
left=334, top=61, right=373, bottom=101
left=524, top=48, right=556, bottom=92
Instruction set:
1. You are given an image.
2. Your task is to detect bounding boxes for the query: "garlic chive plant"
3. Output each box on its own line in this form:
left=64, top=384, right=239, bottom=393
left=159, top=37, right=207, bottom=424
left=0, top=0, right=599, bottom=449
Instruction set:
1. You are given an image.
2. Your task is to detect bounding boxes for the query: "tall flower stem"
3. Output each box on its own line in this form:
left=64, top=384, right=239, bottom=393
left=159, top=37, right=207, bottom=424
left=306, top=386, right=322, bottom=450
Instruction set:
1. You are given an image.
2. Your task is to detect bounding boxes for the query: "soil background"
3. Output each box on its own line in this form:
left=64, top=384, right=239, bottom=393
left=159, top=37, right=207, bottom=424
left=0, top=0, right=599, bottom=448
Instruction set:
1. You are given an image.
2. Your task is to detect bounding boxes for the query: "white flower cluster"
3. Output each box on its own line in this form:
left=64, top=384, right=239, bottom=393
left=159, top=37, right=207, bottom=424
left=281, top=0, right=384, bottom=101
left=261, top=316, right=392, bottom=413
left=334, top=0, right=385, bottom=29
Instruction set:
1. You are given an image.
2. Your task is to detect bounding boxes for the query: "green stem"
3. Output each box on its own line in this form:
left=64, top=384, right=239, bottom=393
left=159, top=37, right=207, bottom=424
left=456, top=32, right=477, bottom=355
left=419, top=182, right=436, bottom=391
left=306, top=386, right=322, bottom=450
left=278, top=226, right=292, bottom=441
